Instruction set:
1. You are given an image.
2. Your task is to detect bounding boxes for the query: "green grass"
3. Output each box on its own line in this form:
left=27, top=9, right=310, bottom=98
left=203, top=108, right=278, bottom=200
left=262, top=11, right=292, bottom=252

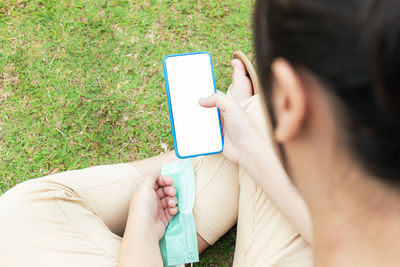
left=0, top=0, right=253, bottom=264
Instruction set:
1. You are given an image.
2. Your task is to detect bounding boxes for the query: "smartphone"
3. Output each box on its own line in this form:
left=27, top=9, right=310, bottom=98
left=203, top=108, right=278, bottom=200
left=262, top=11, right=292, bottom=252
left=163, top=52, right=224, bottom=159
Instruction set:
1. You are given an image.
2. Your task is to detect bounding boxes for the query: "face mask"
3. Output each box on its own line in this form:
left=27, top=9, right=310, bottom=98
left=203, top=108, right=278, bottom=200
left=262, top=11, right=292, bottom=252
left=159, top=159, right=199, bottom=266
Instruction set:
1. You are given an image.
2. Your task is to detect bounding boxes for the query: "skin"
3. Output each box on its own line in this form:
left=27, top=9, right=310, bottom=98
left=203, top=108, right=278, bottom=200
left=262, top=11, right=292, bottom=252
left=120, top=58, right=314, bottom=265
left=122, top=54, right=400, bottom=266
left=121, top=59, right=254, bottom=256
left=262, top=59, right=400, bottom=266
left=118, top=175, right=178, bottom=266
left=118, top=59, right=258, bottom=266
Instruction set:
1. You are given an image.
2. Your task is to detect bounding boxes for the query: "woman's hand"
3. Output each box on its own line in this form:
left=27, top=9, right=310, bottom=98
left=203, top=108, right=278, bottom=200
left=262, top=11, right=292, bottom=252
left=200, top=91, right=314, bottom=246
left=199, top=92, right=262, bottom=164
left=119, top=175, right=178, bottom=267
left=129, top=175, right=178, bottom=240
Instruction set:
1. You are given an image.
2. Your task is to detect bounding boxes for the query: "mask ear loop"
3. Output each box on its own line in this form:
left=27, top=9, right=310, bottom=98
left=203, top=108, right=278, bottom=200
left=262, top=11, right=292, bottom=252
left=193, top=158, right=202, bottom=172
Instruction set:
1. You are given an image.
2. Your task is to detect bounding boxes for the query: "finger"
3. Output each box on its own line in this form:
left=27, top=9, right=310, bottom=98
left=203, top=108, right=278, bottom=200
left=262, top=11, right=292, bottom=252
left=166, top=196, right=178, bottom=208
left=160, top=197, right=168, bottom=208
left=156, top=187, right=166, bottom=199
left=167, top=207, right=178, bottom=216
left=164, top=206, right=178, bottom=222
left=156, top=176, right=174, bottom=187
left=231, top=59, right=247, bottom=79
left=199, top=92, right=235, bottom=112
left=162, top=185, right=176, bottom=197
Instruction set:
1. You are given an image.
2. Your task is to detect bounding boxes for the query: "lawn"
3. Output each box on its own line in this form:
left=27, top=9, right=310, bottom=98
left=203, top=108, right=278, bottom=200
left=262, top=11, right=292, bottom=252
left=0, top=0, right=254, bottom=265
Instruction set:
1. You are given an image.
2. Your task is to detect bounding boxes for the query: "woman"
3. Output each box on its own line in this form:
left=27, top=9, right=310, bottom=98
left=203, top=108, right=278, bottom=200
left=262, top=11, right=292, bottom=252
left=1, top=0, right=400, bottom=266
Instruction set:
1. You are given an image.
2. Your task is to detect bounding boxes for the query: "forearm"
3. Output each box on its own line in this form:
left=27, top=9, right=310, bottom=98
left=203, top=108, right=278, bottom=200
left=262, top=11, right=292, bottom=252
left=239, top=135, right=313, bottom=245
left=118, top=212, right=163, bottom=267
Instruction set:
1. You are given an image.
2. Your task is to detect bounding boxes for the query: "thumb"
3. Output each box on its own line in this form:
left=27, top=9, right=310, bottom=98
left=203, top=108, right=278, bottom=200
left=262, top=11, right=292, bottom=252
left=199, top=91, right=235, bottom=112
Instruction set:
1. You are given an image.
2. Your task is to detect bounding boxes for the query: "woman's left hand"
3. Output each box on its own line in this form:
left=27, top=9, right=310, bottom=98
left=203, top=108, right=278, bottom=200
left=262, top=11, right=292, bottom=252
left=119, top=175, right=178, bottom=267
left=129, top=175, right=178, bottom=240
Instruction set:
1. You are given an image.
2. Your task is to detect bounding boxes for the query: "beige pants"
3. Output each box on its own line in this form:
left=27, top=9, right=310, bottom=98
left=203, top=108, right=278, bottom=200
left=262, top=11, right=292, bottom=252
left=0, top=95, right=313, bottom=266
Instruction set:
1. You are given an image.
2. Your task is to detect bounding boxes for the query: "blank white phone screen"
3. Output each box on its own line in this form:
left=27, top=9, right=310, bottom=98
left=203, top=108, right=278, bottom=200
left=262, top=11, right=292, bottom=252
left=164, top=53, right=223, bottom=158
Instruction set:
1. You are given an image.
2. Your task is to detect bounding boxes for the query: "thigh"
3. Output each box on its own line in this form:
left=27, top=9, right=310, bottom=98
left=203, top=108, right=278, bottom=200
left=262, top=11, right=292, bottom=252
left=234, top=95, right=314, bottom=266
left=0, top=153, right=239, bottom=267
left=192, top=154, right=239, bottom=245
left=233, top=170, right=313, bottom=267
left=0, top=163, right=140, bottom=267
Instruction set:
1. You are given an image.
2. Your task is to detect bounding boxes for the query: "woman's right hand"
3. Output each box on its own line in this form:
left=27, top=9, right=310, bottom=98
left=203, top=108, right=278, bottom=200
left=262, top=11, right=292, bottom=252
left=199, top=92, right=262, bottom=164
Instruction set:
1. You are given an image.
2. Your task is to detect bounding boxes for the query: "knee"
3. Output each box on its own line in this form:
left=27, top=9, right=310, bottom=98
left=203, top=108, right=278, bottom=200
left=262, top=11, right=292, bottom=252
left=0, top=177, right=65, bottom=210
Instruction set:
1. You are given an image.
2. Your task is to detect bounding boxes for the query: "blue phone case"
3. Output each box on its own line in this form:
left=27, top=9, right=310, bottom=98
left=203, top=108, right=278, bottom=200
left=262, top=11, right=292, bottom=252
left=163, top=51, right=224, bottom=159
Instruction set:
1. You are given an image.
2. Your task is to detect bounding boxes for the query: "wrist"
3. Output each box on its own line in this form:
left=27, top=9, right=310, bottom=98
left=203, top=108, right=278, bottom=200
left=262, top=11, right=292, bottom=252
left=238, top=130, right=266, bottom=166
left=120, top=211, right=163, bottom=267
left=127, top=204, right=159, bottom=239
left=238, top=131, right=281, bottom=177
left=130, top=214, right=160, bottom=240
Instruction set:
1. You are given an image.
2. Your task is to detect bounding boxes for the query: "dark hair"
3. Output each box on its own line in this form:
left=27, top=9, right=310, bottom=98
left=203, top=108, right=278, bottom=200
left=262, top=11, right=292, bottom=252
left=254, top=0, right=400, bottom=183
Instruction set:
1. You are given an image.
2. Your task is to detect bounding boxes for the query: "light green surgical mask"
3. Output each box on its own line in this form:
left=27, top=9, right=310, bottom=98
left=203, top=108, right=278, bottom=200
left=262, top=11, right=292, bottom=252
left=160, top=159, right=199, bottom=267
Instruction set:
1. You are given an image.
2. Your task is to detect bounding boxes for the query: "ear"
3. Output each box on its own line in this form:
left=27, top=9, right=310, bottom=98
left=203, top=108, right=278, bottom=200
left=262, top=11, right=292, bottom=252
left=271, top=58, right=307, bottom=143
